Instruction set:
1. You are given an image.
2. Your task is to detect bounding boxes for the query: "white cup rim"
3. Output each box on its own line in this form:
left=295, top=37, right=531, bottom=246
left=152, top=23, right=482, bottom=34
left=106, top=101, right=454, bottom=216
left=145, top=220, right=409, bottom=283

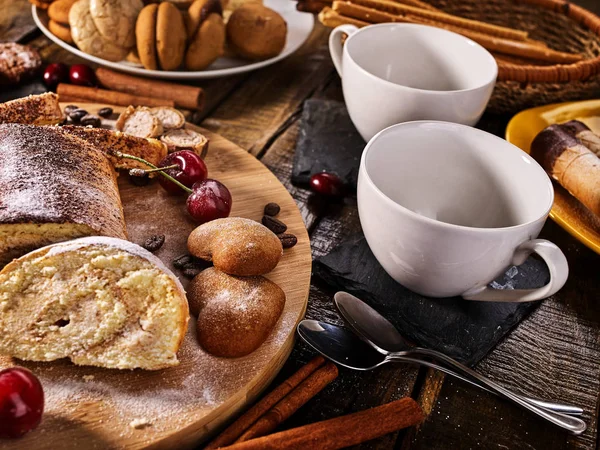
left=344, top=23, right=498, bottom=95
left=360, top=120, right=554, bottom=233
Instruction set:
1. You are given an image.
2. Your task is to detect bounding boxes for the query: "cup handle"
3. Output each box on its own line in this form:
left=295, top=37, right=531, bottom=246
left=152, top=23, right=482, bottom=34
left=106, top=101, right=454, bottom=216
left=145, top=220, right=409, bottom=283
left=462, top=239, right=569, bottom=302
left=329, top=24, right=358, bottom=77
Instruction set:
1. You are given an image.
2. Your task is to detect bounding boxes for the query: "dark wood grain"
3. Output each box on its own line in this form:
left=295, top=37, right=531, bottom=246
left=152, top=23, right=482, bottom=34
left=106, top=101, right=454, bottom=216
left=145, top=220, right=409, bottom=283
left=1, top=1, right=600, bottom=449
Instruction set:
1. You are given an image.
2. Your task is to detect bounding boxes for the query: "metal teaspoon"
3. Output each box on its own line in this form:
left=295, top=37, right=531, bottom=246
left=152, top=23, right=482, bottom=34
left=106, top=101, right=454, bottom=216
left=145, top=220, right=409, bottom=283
left=297, top=320, right=586, bottom=434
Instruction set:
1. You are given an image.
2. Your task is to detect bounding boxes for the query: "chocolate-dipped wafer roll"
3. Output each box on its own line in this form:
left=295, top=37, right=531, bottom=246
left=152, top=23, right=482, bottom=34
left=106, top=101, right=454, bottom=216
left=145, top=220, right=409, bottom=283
left=560, top=120, right=600, bottom=157
left=531, top=124, right=600, bottom=216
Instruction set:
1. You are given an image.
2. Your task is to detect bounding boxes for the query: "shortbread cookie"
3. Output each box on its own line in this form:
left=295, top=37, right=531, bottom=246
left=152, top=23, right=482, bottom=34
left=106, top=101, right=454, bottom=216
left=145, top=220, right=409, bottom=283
left=189, top=267, right=285, bottom=357
left=0, top=93, right=63, bottom=125
left=69, top=0, right=129, bottom=62
left=188, top=217, right=283, bottom=276
left=0, top=43, right=42, bottom=86
left=136, top=3, right=159, bottom=70
left=116, top=106, right=163, bottom=138
left=186, top=13, right=225, bottom=70
left=156, top=2, right=187, bottom=70
left=0, top=237, right=189, bottom=370
left=48, top=20, right=74, bottom=44
left=48, top=0, right=76, bottom=25
left=227, top=4, right=287, bottom=60
left=150, top=106, right=186, bottom=130
left=160, top=128, right=209, bottom=155
left=89, top=0, right=143, bottom=49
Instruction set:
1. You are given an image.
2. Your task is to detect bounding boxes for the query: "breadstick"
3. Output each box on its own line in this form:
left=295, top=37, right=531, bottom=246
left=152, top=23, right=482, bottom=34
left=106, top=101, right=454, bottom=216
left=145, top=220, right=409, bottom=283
left=531, top=124, right=600, bottom=216
left=347, top=0, right=529, bottom=41
left=561, top=120, right=600, bottom=157
left=390, top=0, right=440, bottom=12
left=318, top=7, right=369, bottom=28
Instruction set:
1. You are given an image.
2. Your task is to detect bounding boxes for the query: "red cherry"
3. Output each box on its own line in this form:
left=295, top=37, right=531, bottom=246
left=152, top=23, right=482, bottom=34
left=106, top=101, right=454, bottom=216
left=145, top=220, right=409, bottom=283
left=42, top=63, right=69, bottom=90
left=69, top=64, right=96, bottom=87
left=0, top=368, right=44, bottom=439
left=186, top=179, right=232, bottom=224
left=158, top=151, right=208, bottom=195
left=310, top=172, right=344, bottom=197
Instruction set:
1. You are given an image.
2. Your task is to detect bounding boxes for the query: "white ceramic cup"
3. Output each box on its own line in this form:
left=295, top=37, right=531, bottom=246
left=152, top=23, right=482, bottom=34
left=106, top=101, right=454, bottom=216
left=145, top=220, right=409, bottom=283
left=329, top=23, right=498, bottom=142
left=357, top=121, right=569, bottom=302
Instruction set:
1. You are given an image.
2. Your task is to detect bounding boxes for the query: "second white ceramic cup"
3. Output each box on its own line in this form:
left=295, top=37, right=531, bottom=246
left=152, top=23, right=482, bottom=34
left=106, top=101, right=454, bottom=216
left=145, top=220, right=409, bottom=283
left=329, top=23, right=498, bottom=141
left=357, top=121, right=569, bottom=302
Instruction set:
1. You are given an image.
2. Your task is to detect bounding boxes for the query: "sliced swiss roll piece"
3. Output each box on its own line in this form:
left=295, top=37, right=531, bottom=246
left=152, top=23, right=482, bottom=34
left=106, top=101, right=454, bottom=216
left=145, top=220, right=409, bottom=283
left=161, top=128, right=209, bottom=157
left=0, top=237, right=189, bottom=370
left=560, top=120, right=600, bottom=157
left=56, top=125, right=168, bottom=171
left=116, top=105, right=163, bottom=138
left=150, top=106, right=186, bottom=130
left=531, top=124, right=600, bottom=216
left=0, top=124, right=127, bottom=266
left=0, top=93, right=63, bottom=125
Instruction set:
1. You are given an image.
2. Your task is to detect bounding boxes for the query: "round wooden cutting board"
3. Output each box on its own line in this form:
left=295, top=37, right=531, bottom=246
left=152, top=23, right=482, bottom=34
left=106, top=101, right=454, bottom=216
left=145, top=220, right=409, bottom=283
left=0, top=104, right=312, bottom=450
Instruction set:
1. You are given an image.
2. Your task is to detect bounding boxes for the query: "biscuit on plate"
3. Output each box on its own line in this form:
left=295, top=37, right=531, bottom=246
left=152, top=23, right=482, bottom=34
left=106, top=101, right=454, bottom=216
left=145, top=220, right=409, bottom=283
left=69, top=0, right=129, bottom=62
left=49, top=20, right=74, bottom=44
left=185, top=13, right=225, bottom=71
left=136, top=3, right=159, bottom=70
left=155, top=2, right=187, bottom=70
left=89, top=0, right=143, bottom=49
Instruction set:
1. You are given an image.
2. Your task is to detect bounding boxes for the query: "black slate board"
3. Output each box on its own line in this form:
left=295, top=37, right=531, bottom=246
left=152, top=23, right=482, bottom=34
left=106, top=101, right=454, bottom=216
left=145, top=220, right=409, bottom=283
left=314, top=234, right=548, bottom=366
left=292, top=99, right=365, bottom=190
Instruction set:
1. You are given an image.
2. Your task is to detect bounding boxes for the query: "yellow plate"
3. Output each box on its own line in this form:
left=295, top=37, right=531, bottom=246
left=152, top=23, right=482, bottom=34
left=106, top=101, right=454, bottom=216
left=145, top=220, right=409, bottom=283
left=506, top=99, right=600, bottom=255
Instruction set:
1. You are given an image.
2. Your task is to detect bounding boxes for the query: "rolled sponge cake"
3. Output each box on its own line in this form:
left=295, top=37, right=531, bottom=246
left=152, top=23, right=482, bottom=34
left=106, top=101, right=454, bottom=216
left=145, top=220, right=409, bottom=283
left=0, top=237, right=189, bottom=370
left=0, top=123, right=127, bottom=266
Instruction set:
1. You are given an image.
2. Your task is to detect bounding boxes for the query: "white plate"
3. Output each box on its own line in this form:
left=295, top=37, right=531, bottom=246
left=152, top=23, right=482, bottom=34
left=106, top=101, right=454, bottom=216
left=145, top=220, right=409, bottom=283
left=32, top=0, right=314, bottom=80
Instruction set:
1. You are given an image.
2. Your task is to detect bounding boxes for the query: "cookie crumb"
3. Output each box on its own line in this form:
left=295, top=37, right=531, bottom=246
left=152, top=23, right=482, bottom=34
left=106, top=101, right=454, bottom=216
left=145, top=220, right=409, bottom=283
left=82, top=375, right=95, bottom=382
left=130, top=418, right=152, bottom=429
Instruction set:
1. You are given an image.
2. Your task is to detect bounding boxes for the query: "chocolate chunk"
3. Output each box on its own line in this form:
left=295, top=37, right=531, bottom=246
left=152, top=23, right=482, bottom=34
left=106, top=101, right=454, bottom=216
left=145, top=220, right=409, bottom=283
left=262, top=215, right=287, bottom=234
left=264, top=202, right=281, bottom=217
left=142, top=234, right=165, bottom=252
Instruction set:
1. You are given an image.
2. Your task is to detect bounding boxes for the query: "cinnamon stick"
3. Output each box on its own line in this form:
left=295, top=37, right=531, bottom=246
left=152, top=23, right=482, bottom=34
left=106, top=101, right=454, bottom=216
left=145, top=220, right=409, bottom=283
left=348, top=0, right=529, bottom=41
left=57, top=84, right=175, bottom=108
left=95, top=68, right=204, bottom=110
left=205, top=357, right=328, bottom=449
left=224, top=397, right=424, bottom=450
left=235, top=362, right=339, bottom=443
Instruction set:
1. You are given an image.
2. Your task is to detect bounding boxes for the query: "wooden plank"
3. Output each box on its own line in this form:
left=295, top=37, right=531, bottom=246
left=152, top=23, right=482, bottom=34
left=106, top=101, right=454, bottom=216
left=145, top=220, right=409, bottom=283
left=200, top=23, right=335, bottom=155
left=406, top=219, right=600, bottom=449
left=0, top=0, right=37, bottom=43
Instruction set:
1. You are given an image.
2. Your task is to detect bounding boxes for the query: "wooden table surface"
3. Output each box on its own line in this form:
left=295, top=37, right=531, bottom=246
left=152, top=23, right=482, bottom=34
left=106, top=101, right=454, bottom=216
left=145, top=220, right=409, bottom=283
left=2, top=0, right=600, bottom=448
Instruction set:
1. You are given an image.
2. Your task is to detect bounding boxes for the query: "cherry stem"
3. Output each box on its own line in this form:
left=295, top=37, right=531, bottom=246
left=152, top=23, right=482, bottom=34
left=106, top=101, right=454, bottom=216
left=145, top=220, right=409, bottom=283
left=111, top=151, right=193, bottom=194
left=144, top=164, right=179, bottom=173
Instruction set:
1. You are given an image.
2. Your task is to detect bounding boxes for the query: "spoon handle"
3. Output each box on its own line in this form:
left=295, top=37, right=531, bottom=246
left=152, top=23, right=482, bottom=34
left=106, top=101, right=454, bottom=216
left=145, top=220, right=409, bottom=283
left=388, top=355, right=582, bottom=416
left=389, top=349, right=586, bottom=434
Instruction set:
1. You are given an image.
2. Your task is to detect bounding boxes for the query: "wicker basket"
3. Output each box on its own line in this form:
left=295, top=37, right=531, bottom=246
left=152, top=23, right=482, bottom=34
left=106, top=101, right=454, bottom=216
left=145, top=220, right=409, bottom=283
left=426, top=0, right=600, bottom=113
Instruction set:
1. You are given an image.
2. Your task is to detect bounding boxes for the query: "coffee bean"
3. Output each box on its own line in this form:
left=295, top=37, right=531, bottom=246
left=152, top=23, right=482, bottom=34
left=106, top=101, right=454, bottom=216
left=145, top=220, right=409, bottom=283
left=264, top=202, right=281, bottom=217
left=97, top=107, right=113, bottom=118
left=262, top=215, right=287, bottom=234
left=182, top=267, right=202, bottom=279
left=69, top=108, right=88, bottom=123
left=173, top=254, right=194, bottom=269
left=278, top=233, right=297, bottom=249
left=80, top=114, right=101, bottom=127
left=64, top=104, right=79, bottom=115
left=142, top=234, right=165, bottom=252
